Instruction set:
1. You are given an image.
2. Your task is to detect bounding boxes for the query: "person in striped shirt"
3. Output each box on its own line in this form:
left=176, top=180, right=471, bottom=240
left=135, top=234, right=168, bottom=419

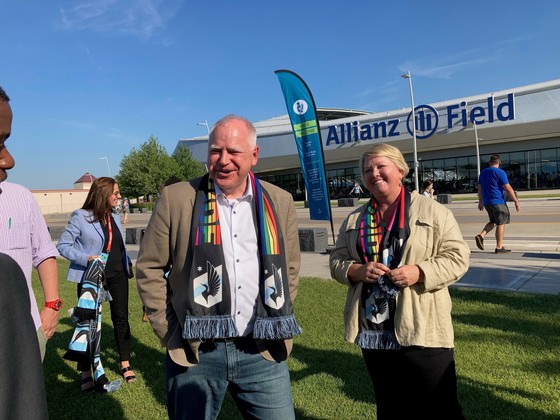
left=0, top=85, right=61, bottom=361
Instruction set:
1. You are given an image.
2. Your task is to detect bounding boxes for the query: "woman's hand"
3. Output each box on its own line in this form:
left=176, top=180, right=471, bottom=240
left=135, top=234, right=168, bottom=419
left=386, top=265, right=423, bottom=288
left=87, top=255, right=100, bottom=262
left=348, top=261, right=390, bottom=284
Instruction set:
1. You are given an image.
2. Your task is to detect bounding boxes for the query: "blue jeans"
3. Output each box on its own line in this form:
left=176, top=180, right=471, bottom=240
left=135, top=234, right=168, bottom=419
left=166, top=337, right=295, bottom=420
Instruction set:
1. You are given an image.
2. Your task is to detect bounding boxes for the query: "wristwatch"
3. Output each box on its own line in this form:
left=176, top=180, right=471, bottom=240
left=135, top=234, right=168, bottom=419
left=45, top=298, right=63, bottom=311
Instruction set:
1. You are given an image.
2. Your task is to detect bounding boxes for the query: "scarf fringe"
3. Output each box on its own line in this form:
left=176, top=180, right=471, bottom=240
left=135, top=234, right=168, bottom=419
left=182, top=315, right=238, bottom=339
left=253, top=315, right=302, bottom=340
left=356, top=330, right=401, bottom=350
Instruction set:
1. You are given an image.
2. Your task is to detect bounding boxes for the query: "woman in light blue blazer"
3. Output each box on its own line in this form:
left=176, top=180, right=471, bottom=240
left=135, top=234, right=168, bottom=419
left=57, top=177, right=136, bottom=392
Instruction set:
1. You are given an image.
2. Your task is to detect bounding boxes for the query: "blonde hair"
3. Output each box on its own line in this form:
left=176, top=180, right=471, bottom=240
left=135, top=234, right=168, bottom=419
left=359, top=143, right=410, bottom=179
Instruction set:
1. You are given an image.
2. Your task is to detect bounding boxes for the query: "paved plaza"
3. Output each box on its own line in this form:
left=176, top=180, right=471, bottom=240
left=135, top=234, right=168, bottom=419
left=46, top=195, right=560, bottom=294
left=295, top=196, right=560, bottom=294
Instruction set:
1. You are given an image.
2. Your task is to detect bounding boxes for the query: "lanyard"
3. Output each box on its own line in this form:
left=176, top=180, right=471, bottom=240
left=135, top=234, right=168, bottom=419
left=106, top=214, right=113, bottom=253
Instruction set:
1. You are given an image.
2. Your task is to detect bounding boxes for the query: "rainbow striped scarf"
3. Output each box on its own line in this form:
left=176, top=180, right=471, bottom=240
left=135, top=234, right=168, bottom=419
left=356, top=185, right=410, bottom=349
left=183, top=173, right=301, bottom=341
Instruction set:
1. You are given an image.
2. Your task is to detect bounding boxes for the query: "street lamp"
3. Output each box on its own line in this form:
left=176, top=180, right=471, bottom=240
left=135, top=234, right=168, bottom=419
left=99, top=156, right=111, bottom=177
left=473, top=120, right=482, bottom=178
left=465, top=104, right=483, bottom=178
left=197, top=120, right=210, bottom=134
left=401, top=70, right=419, bottom=192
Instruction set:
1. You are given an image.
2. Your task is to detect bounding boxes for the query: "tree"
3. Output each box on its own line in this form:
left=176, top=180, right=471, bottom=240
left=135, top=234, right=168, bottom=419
left=116, top=136, right=181, bottom=200
left=172, top=145, right=205, bottom=181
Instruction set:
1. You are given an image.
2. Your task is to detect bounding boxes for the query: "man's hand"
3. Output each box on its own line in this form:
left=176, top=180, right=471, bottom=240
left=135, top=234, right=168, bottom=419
left=36, top=257, right=60, bottom=339
left=40, top=308, right=59, bottom=339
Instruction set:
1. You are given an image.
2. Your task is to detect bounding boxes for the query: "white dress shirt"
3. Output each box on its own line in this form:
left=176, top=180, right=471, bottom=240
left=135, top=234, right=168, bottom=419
left=215, top=179, right=259, bottom=336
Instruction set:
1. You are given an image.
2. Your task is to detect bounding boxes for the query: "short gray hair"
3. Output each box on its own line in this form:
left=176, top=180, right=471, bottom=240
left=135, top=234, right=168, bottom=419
left=209, top=115, right=257, bottom=147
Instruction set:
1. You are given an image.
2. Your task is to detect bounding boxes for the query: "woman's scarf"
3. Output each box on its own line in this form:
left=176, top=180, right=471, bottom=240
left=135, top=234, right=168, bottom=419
left=182, top=173, right=302, bottom=340
left=64, top=217, right=122, bottom=392
left=64, top=259, right=113, bottom=384
left=356, top=185, right=410, bottom=349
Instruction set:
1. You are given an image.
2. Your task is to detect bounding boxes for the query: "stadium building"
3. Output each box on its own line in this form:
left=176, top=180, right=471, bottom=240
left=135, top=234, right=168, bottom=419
left=176, top=79, right=560, bottom=200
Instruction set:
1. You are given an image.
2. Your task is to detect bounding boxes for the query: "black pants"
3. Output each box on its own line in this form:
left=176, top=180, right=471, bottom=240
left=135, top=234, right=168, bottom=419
left=362, top=347, right=464, bottom=420
left=76, top=271, right=132, bottom=371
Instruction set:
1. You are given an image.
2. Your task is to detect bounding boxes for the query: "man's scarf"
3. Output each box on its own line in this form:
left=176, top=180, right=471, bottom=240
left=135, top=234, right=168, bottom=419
left=356, top=185, right=410, bottom=349
left=182, top=173, right=302, bottom=340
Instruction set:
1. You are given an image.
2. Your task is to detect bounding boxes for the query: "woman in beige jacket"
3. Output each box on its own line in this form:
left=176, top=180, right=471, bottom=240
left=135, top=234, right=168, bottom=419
left=330, top=143, right=469, bottom=419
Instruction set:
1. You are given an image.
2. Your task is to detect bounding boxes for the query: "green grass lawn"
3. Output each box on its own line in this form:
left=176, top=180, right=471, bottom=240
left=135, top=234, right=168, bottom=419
left=36, top=260, right=560, bottom=419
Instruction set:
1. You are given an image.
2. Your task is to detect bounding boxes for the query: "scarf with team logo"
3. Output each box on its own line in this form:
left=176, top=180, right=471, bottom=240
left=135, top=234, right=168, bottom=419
left=182, top=173, right=302, bottom=341
left=63, top=258, right=112, bottom=384
left=356, top=185, right=410, bottom=350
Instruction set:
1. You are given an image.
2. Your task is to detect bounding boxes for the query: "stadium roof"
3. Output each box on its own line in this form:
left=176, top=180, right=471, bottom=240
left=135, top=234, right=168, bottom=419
left=178, top=108, right=372, bottom=143
left=251, top=108, right=371, bottom=138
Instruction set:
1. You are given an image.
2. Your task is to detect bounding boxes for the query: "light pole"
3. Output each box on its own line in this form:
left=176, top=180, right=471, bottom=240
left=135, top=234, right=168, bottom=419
left=197, top=120, right=210, bottom=134
left=401, top=70, right=419, bottom=192
left=99, top=156, right=111, bottom=177
left=473, top=120, right=481, bottom=178
left=465, top=104, right=482, bottom=179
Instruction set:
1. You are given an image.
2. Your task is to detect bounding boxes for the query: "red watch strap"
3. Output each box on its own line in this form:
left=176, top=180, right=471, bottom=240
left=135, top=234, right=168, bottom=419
left=45, top=299, right=63, bottom=311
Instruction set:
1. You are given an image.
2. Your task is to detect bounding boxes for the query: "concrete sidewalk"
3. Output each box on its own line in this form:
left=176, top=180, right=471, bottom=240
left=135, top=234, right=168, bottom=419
left=47, top=196, right=560, bottom=295
left=121, top=243, right=560, bottom=295
left=292, top=197, right=560, bottom=294
left=297, top=250, right=560, bottom=295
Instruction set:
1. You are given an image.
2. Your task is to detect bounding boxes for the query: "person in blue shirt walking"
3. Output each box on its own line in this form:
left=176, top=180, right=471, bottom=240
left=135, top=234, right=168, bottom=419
left=475, top=154, right=521, bottom=253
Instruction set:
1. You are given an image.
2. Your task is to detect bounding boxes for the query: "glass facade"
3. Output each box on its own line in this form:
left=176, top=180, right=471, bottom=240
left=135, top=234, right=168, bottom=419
left=260, top=167, right=362, bottom=201
left=260, top=146, right=560, bottom=198
left=260, top=172, right=307, bottom=201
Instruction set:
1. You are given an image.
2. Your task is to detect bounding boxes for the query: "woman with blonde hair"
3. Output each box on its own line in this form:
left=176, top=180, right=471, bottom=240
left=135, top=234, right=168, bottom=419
left=330, top=143, right=469, bottom=419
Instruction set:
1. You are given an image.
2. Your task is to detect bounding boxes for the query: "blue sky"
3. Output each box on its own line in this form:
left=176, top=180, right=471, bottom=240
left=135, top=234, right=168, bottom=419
left=2, top=0, right=559, bottom=189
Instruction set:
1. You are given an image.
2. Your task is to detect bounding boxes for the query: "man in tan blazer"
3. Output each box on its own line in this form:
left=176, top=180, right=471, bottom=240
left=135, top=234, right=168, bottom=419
left=136, top=115, right=301, bottom=419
